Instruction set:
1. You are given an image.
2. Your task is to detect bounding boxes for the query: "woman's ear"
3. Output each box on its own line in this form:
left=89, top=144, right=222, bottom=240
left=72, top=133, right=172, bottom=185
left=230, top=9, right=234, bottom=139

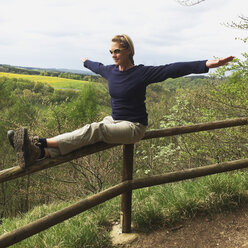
left=126, top=48, right=132, bottom=56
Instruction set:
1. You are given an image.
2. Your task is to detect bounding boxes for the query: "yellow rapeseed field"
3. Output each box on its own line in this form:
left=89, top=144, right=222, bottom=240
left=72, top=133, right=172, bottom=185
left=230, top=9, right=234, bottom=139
left=0, top=72, right=93, bottom=90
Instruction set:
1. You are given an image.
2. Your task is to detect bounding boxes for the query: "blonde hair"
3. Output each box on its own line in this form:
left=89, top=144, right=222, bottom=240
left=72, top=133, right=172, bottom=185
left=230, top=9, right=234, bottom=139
left=111, top=34, right=135, bottom=65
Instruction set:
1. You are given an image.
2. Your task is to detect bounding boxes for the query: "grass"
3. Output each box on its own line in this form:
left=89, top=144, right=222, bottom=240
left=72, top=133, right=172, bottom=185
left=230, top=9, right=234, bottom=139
left=0, top=198, right=120, bottom=248
left=1, top=171, right=248, bottom=247
left=132, top=171, right=248, bottom=231
left=0, top=72, right=98, bottom=90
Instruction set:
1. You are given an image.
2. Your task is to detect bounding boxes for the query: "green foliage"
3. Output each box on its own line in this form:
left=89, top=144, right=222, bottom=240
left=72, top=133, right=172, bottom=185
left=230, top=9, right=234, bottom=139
left=135, top=52, right=248, bottom=180
left=225, top=15, right=248, bottom=43
left=65, top=84, right=100, bottom=127
left=0, top=75, right=106, bottom=217
left=163, top=76, right=209, bottom=91
left=0, top=79, right=13, bottom=110
left=6, top=97, right=37, bottom=127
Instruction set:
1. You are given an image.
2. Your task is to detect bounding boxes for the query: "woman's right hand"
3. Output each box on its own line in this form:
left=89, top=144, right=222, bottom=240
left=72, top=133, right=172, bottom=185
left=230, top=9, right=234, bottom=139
left=206, top=56, right=234, bottom=68
left=81, top=58, right=88, bottom=63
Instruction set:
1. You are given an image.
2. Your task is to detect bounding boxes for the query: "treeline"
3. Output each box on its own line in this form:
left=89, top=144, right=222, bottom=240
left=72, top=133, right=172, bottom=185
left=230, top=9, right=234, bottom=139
left=0, top=64, right=105, bottom=83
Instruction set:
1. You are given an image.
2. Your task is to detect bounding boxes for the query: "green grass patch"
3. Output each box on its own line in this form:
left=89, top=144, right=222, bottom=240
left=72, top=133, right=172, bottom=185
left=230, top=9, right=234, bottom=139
left=132, top=171, right=248, bottom=231
left=0, top=197, right=120, bottom=248
left=1, top=172, right=248, bottom=247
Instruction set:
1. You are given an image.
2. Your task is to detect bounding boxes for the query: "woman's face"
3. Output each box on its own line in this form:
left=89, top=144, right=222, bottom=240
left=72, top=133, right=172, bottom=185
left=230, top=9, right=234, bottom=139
left=110, top=42, right=130, bottom=66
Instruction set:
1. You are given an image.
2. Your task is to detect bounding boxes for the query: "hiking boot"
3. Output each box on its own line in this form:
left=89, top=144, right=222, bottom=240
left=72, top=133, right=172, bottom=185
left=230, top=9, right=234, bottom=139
left=13, top=128, right=41, bottom=169
left=8, top=130, right=40, bottom=149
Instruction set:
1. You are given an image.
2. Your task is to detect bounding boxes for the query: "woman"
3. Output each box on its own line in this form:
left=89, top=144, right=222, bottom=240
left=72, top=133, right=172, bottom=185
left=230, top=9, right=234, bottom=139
left=8, top=34, right=234, bottom=168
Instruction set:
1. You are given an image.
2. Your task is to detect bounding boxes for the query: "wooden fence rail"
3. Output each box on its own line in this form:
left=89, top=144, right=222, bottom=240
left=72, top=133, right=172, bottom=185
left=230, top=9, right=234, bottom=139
left=0, top=117, right=248, bottom=247
left=1, top=117, right=248, bottom=184
left=1, top=157, right=248, bottom=248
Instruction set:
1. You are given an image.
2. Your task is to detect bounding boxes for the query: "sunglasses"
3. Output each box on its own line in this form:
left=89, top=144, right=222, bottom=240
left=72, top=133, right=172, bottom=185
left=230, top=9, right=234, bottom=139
left=109, top=48, right=126, bottom=55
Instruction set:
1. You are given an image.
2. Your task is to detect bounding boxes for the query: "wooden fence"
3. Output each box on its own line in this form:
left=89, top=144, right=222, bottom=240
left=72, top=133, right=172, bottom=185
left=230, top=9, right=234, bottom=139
left=0, top=117, right=248, bottom=247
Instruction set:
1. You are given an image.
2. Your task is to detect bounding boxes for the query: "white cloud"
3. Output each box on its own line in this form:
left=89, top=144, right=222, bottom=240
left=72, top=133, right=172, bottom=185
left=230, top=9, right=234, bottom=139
left=0, top=0, right=247, bottom=69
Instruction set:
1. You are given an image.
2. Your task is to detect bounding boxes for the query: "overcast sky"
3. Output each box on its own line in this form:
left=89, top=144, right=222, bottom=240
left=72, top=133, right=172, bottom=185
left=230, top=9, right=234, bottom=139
left=0, top=0, right=247, bottom=71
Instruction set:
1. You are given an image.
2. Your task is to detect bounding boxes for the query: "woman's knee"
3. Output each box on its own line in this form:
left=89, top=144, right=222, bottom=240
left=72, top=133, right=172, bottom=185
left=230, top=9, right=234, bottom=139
left=130, top=123, right=146, bottom=143
left=100, top=121, right=146, bottom=144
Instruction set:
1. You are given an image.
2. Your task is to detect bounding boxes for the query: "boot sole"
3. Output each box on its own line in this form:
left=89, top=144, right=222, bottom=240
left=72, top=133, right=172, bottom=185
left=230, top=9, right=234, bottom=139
left=14, top=128, right=29, bottom=169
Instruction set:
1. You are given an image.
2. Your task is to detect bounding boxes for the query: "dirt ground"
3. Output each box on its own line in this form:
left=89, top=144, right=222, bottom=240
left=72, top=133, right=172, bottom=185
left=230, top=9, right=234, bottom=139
left=121, top=204, right=248, bottom=248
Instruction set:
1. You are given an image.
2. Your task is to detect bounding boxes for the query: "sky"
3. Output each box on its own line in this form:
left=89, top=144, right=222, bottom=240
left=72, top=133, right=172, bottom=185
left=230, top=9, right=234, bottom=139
left=0, top=0, right=247, bottom=71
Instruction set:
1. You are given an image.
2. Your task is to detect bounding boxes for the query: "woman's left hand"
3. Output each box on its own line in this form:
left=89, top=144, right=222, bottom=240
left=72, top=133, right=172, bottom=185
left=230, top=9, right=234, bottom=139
left=206, top=56, right=235, bottom=68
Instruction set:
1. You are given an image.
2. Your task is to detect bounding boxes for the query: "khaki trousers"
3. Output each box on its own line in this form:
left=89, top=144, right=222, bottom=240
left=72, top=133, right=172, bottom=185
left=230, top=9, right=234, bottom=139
left=46, top=116, right=147, bottom=158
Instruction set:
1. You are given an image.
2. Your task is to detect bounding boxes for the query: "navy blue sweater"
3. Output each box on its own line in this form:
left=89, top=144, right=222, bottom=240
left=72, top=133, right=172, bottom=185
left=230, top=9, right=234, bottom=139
left=84, top=60, right=209, bottom=126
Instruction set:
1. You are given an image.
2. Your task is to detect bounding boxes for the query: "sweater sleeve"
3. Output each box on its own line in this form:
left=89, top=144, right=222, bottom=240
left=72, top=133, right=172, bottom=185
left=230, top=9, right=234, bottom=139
left=143, top=60, right=209, bottom=85
left=83, top=60, right=111, bottom=79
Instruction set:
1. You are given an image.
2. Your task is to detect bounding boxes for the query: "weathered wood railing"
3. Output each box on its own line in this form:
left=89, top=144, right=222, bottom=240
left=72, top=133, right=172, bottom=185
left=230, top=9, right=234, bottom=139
left=0, top=117, right=248, bottom=247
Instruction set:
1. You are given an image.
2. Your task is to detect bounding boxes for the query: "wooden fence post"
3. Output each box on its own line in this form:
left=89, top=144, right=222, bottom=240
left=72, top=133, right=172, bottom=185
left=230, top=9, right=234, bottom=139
left=121, top=144, right=134, bottom=233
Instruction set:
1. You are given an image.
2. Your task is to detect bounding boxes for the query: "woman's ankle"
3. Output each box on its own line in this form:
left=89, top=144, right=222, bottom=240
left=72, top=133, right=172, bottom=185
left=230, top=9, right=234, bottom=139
left=39, top=138, right=47, bottom=148
left=46, top=138, right=58, bottom=148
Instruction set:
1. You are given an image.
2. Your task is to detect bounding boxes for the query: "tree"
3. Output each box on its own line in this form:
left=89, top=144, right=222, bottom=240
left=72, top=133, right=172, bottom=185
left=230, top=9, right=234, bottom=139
left=66, top=84, right=100, bottom=126
left=225, top=15, right=248, bottom=43
left=225, top=15, right=248, bottom=30
left=175, top=0, right=205, bottom=6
